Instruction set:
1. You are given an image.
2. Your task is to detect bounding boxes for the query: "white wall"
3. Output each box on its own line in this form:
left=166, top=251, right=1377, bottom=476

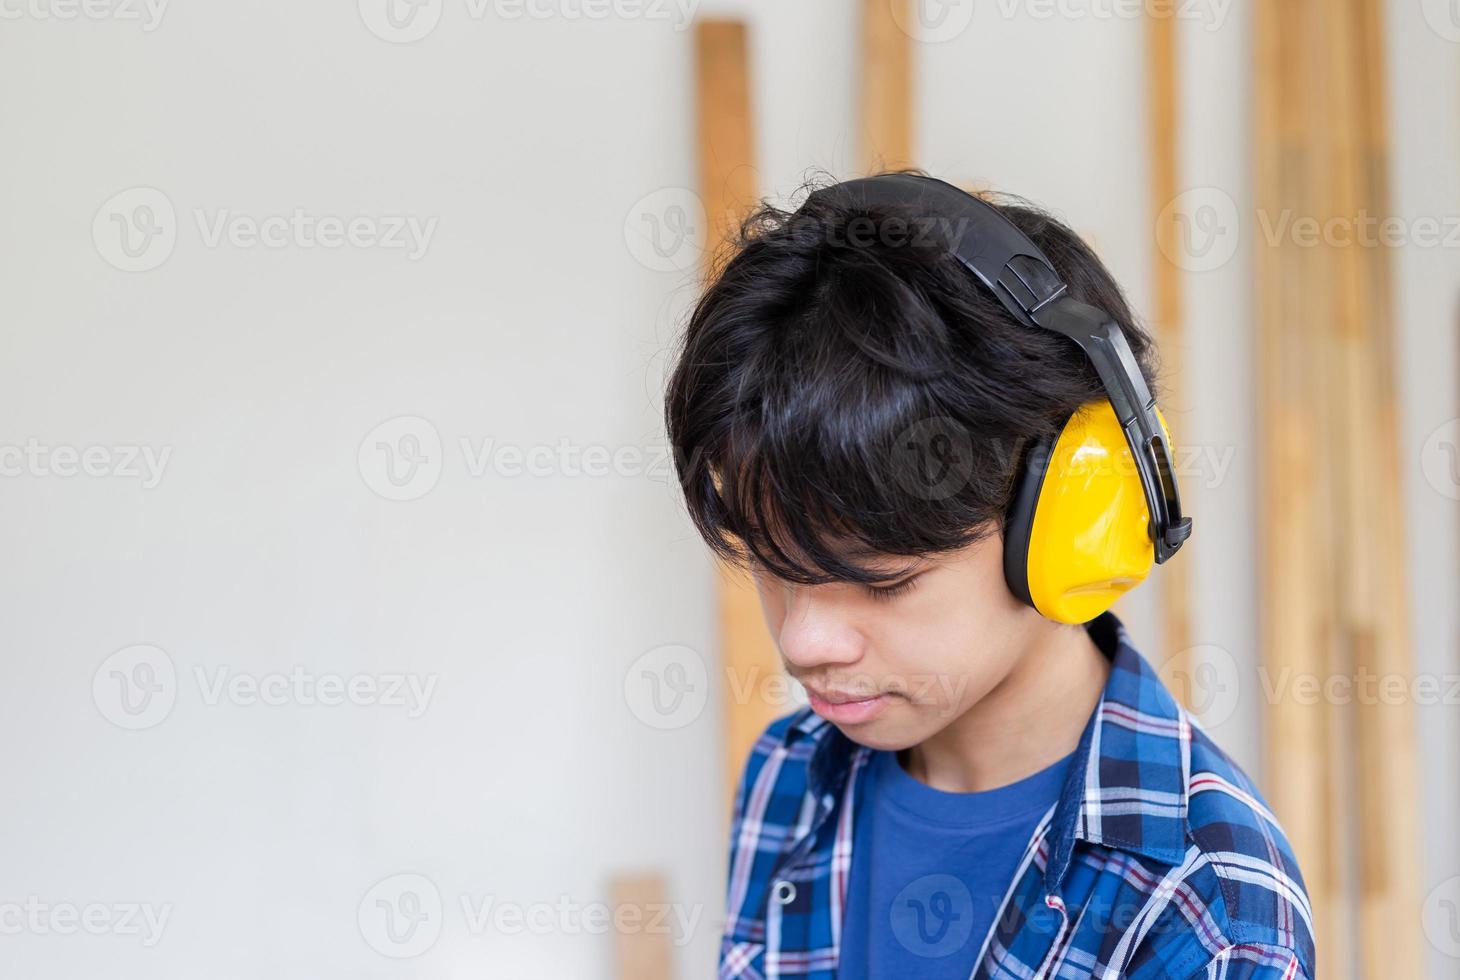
left=0, top=4, right=726, bottom=977
left=0, top=2, right=1453, bottom=978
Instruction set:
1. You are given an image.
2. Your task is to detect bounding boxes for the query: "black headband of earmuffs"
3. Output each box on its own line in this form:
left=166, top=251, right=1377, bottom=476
left=809, top=173, right=1192, bottom=563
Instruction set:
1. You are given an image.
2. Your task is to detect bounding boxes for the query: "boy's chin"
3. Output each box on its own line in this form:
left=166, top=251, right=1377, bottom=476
left=827, top=712, right=944, bottom=754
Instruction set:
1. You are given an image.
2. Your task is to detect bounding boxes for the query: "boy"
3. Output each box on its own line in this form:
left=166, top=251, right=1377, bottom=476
left=664, top=173, right=1313, bottom=979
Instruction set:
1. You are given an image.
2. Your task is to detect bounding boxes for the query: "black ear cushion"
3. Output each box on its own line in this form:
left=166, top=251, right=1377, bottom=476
left=1002, top=431, right=1056, bottom=609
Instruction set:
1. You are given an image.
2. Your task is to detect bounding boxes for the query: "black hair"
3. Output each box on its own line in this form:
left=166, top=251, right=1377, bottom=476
left=663, top=171, right=1162, bottom=586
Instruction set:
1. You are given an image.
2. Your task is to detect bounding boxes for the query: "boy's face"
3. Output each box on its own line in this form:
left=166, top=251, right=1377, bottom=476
left=749, top=533, right=1047, bottom=751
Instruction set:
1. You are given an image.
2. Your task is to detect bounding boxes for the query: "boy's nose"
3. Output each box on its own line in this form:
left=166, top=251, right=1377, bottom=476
left=776, top=591, right=866, bottom=672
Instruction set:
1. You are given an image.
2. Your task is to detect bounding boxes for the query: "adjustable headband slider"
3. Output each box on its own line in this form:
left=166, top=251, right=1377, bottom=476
left=1158, top=517, right=1193, bottom=562
left=996, top=254, right=1066, bottom=321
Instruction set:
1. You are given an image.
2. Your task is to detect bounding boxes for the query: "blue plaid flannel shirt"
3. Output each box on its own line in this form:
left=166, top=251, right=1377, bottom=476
left=719, top=611, right=1315, bottom=979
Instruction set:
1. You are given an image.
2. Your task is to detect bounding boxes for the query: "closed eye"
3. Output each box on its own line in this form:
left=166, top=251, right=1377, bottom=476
left=863, top=574, right=921, bottom=602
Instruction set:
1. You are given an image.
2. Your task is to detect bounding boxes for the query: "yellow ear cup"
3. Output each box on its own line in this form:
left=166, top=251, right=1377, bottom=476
left=1024, top=400, right=1175, bottom=624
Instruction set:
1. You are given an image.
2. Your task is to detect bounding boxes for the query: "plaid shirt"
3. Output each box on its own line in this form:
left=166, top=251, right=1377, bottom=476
left=719, top=611, right=1315, bottom=979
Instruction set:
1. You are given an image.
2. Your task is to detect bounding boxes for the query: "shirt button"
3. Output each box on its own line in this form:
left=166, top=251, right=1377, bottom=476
left=772, top=880, right=797, bottom=905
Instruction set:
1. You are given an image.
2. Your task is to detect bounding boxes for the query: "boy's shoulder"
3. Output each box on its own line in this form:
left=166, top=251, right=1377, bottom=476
left=1171, top=721, right=1315, bottom=975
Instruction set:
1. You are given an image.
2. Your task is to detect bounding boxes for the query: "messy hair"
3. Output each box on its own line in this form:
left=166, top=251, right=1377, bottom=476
left=664, top=172, right=1161, bottom=586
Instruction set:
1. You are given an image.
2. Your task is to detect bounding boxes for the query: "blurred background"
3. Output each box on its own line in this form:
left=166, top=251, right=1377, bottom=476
left=0, top=0, right=1456, bottom=977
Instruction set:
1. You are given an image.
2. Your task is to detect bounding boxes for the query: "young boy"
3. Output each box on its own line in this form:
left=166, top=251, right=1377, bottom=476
left=664, top=173, right=1314, bottom=979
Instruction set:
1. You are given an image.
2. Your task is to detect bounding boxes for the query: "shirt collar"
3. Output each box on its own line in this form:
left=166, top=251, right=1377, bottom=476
left=792, top=610, right=1191, bottom=890
left=1043, top=611, right=1192, bottom=893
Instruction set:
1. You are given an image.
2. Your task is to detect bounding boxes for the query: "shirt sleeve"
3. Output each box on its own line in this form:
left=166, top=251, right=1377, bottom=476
left=1184, top=943, right=1311, bottom=980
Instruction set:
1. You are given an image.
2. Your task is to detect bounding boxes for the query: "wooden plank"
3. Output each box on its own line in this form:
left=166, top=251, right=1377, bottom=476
left=1143, top=0, right=1195, bottom=682
left=694, top=20, right=782, bottom=810
left=860, top=0, right=915, bottom=172
left=1332, top=0, right=1424, bottom=973
left=1252, top=0, right=1348, bottom=973
left=1254, top=0, right=1423, bottom=972
left=610, top=873, right=673, bottom=980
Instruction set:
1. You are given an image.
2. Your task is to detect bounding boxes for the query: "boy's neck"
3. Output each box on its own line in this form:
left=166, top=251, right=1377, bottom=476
left=899, top=621, right=1110, bottom=794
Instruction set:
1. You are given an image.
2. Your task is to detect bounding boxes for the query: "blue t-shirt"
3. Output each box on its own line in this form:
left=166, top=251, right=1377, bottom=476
left=837, top=747, right=1074, bottom=978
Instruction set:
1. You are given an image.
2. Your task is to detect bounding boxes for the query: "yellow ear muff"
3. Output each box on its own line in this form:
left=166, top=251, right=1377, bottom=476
left=1020, top=400, right=1176, bottom=624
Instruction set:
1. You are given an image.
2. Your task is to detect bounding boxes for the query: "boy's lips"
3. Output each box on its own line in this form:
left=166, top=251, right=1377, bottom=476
left=803, top=686, right=893, bottom=725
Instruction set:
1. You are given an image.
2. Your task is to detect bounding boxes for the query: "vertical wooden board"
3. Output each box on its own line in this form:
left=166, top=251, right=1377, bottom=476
left=1331, top=0, right=1424, bottom=974
left=694, top=20, right=783, bottom=810
left=1143, top=1, right=1194, bottom=681
left=860, top=0, right=915, bottom=172
left=697, top=20, right=759, bottom=263
left=1254, top=0, right=1424, bottom=971
left=610, top=874, right=673, bottom=980
left=1252, top=0, right=1348, bottom=973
